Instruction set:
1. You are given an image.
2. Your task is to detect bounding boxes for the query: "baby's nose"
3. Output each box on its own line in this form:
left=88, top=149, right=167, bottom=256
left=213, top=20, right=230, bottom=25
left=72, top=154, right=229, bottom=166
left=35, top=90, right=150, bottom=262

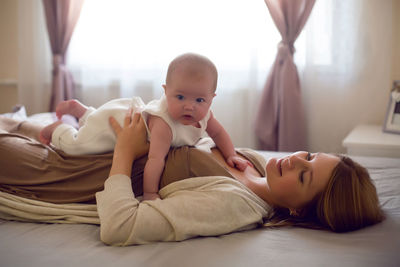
left=184, top=102, right=194, bottom=110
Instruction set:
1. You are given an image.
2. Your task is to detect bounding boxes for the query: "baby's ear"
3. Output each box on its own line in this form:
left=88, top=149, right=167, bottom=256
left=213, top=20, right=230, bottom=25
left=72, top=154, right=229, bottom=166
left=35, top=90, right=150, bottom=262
left=162, top=84, right=167, bottom=92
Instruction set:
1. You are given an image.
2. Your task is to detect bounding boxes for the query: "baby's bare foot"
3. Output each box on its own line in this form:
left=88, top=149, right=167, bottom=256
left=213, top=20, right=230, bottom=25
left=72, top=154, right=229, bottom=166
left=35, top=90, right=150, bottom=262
left=55, top=99, right=88, bottom=120
left=39, top=121, right=62, bottom=145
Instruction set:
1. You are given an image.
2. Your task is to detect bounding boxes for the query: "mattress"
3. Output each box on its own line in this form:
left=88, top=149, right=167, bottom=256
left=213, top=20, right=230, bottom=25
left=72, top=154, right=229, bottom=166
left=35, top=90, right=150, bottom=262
left=0, top=151, right=399, bottom=267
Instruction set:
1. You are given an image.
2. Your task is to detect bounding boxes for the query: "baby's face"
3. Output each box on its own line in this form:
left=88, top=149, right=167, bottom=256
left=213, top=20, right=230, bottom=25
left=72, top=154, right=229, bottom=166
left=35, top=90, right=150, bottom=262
left=164, top=71, right=216, bottom=126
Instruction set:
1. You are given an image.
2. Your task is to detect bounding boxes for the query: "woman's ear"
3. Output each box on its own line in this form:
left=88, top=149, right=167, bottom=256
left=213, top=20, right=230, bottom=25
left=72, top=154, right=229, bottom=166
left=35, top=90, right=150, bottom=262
left=289, top=209, right=300, bottom=217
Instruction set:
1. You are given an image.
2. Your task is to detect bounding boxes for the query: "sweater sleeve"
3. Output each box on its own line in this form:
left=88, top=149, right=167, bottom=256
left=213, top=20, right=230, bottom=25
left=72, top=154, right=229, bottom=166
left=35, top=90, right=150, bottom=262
left=95, top=174, right=175, bottom=246
left=96, top=175, right=269, bottom=246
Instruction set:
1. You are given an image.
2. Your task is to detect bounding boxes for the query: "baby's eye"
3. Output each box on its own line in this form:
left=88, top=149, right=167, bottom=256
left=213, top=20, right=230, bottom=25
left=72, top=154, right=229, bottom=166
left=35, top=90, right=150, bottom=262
left=196, top=98, right=205, bottom=103
left=176, top=95, right=184, bottom=100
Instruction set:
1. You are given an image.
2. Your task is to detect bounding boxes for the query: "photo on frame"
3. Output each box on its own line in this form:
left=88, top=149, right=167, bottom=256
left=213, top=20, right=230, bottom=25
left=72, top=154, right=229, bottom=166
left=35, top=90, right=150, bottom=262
left=383, top=80, right=400, bottom=134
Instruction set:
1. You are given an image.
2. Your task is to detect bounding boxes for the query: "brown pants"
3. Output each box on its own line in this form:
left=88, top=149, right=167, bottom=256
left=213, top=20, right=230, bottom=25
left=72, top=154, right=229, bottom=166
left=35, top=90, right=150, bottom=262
left=0, top=117, right=119, bottom=203
left=0, top=117, right=264, bottom=204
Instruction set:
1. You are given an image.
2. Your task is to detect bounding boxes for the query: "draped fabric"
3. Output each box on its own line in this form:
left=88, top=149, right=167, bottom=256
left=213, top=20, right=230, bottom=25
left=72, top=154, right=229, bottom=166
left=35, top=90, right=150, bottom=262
left=255, top=0, right=315, bottom=151
left=42, top=0, right=84, bottom=111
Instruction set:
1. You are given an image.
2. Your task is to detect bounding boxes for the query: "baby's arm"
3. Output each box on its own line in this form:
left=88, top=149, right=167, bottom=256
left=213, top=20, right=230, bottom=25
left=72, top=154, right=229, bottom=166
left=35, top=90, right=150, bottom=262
left=143, top=116, right=173, bottom=200
left=206, top=112, right=252, bottom=171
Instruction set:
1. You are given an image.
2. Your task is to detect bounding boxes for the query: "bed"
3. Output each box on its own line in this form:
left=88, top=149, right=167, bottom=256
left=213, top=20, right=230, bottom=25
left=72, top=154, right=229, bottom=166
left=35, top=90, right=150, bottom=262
left=0, top=113, right=399, bottom=267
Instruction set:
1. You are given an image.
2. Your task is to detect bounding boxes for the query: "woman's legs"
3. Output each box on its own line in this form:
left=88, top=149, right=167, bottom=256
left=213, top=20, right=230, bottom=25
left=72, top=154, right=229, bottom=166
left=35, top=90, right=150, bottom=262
left=0, top=116, right=43, bottom=141
left=0, top=116, right=146, bottom=203
left=0, top=116, right=112, bottom=203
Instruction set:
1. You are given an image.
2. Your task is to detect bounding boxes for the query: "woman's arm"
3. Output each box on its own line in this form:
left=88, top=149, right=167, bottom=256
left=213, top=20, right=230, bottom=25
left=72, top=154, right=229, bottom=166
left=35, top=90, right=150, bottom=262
left=98, top=109, right=172, bottom=245
left=96, top=175, right=267, bottom=246
left=108, top=109, right=149, bottom=177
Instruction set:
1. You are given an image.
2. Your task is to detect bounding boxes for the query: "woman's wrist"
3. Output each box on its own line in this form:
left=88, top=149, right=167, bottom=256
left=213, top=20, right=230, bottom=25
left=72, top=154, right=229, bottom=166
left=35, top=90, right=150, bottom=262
left=109, top=149, right=135, bottom=177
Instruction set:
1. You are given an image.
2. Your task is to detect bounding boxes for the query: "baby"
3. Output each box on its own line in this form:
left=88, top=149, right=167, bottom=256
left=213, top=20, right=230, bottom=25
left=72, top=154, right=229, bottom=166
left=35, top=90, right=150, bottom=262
left=40, top=53, right=252, bottom=200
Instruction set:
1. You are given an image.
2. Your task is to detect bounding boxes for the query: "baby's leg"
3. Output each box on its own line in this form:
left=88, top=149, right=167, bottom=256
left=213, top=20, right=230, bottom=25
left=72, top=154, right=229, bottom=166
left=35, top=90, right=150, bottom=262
left=39, top=121, right=62, bottom=145
left=56, top=99, right=88, bottom=120
left=50, top=97, right=144, bottom=155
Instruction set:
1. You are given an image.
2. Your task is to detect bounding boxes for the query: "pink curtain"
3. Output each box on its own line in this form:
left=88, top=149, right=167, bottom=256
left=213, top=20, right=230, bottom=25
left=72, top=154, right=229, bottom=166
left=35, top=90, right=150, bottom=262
left=255, top=0, right=315, bottom=151
left=42, top=0, right=84, bottom=111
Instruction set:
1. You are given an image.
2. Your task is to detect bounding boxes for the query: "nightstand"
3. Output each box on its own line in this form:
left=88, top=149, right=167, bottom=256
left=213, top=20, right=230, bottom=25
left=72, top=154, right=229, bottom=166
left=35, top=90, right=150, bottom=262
left=342, top=124, right=400, bottom=158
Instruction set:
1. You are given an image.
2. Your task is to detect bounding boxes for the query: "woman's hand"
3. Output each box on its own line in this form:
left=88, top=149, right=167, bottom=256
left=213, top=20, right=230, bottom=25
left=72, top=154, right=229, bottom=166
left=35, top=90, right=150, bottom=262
left=108, top=109, right=149, bottom=177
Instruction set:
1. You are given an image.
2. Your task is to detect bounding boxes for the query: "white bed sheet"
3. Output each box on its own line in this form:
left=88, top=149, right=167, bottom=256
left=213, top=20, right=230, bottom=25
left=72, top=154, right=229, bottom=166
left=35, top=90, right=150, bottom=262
left=0, top=152, right=399, bottom=267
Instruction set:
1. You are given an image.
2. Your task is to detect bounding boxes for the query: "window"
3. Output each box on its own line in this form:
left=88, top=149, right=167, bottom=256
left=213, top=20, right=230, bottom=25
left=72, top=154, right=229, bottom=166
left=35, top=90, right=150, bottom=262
left=68, top=0, right=280, bottom=96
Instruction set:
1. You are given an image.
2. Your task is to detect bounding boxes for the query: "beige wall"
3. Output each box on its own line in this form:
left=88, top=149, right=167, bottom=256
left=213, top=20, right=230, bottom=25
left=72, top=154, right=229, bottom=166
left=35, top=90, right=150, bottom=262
left=393, top=0, right=400, bottom=81
left=0, top=0, right=18, bottom=113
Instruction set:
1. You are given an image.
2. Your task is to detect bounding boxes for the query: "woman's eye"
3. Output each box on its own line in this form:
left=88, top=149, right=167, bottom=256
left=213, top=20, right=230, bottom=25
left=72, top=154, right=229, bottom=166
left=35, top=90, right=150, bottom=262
left=196, top=98, right=205, bottom=103
left=299, top=171, right=304, bottom=184
left=299, top=152, right=311, bottom=183
left=177, top=95, right=184, bottom=100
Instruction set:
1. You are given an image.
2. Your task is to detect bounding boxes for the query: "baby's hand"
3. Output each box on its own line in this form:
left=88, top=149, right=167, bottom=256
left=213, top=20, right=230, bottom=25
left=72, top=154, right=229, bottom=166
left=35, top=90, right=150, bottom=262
left=227, top=155, right=253, bottom=171
left=143, top=192, right=160, bottom=201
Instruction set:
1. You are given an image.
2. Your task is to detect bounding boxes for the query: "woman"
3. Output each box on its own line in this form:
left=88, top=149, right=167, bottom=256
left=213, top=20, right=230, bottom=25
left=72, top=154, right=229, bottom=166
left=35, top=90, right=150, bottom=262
left=0, top=113, right=384, bottom=245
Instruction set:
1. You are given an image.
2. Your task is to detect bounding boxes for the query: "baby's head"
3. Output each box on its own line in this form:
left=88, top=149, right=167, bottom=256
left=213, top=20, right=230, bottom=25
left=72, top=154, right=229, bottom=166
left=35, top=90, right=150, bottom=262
left=163, top=53, right=218, bottom=126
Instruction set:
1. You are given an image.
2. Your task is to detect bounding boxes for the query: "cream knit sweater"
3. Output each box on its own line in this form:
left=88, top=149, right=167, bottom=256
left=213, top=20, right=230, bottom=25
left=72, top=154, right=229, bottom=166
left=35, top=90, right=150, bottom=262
left=96, top=174, right=270, bottom=246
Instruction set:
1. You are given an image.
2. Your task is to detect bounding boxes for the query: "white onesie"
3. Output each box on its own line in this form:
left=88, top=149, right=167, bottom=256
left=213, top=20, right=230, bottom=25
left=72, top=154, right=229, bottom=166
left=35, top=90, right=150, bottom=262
left=51, top=95, right=212, bottom=155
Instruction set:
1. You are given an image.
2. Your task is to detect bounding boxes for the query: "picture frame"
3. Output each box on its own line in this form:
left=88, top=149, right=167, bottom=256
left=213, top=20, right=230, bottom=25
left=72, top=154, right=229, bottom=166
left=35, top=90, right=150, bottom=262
left=383, top=80, right=400, bottom=134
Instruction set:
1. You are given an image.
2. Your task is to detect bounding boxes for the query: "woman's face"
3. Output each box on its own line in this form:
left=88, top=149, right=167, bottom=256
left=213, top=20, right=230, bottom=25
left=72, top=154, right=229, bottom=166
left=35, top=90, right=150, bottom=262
left=265, top=151, right=340, bottom=210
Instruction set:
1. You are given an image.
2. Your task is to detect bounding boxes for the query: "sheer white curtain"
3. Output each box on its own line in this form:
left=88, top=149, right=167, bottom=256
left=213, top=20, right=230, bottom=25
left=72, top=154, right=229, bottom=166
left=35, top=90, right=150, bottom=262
left=18, top=0, right=52, bottom=115
left=67, top=0, right=280, bottom=148
left=18, top=0, right=393, bottom=150
left=295, top=0, right=393, bottom=153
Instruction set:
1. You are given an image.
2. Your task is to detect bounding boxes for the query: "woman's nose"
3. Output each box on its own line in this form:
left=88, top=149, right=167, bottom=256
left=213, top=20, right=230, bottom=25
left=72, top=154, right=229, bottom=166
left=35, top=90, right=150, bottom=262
left=288, top=155, right=307, bottom=169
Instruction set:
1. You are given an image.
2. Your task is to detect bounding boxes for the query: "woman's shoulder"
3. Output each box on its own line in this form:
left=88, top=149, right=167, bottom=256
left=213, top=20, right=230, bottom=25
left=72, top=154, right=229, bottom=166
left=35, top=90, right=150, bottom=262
left=236, top=148, right=267, bottom=176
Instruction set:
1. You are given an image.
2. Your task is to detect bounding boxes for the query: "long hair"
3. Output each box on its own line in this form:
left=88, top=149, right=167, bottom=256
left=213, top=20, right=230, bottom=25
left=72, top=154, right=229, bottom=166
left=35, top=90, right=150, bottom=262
left=264, top=155, right=385, bottom=232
